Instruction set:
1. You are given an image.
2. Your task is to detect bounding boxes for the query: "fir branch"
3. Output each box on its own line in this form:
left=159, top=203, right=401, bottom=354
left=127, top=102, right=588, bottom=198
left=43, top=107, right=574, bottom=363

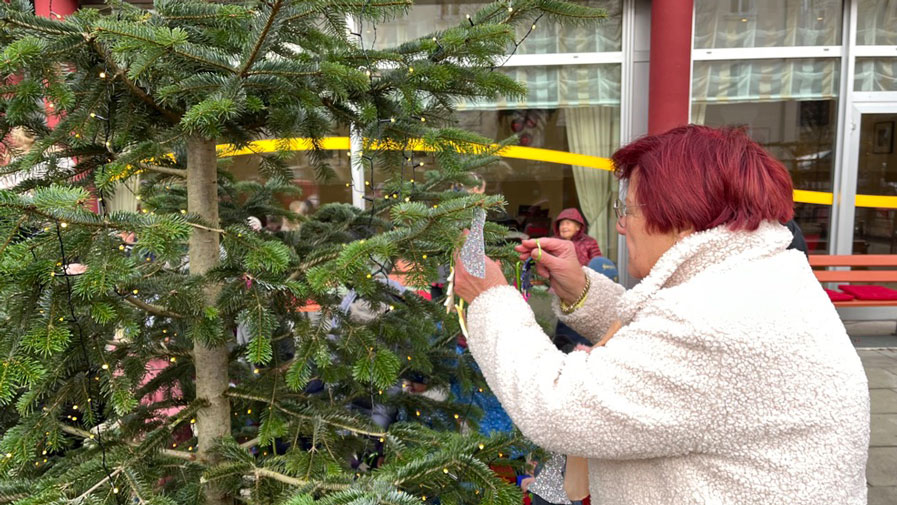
left=225, top=391, right=386, bottom=438
left=239, top=0, right=284, bottom=78
left=91, top=26, right=237, bottom=74
left=89, top=40, right=182, bottom=124
left=123, top=295, right=183, bottom=319
left=138, top=163, right=187, bottom=178
left=254, top=467, right=350, bottom=491
left=0, top=215, right=27, bottom=259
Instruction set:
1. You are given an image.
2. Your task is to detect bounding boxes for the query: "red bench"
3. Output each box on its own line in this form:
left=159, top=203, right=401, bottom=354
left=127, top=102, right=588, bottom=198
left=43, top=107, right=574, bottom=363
left=809, top=255, right=897, bottom=330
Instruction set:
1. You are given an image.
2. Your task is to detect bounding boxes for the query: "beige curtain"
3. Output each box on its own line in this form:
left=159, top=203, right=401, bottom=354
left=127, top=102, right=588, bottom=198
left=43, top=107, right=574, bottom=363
left=691, top=103, right=707, bottom=124
left=104, top=177, right=140, bottom=213
left=565, top=107, right=619, bottom=261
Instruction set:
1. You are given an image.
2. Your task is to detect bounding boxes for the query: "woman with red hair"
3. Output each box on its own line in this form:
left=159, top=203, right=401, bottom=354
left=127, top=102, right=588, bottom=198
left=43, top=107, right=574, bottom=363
left=453, top=125, right=869, bottom=504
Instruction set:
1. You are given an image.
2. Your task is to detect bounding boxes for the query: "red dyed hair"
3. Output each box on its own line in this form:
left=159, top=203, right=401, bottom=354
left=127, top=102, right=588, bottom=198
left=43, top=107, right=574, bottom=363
left=611, top=125, right=794, bottom=233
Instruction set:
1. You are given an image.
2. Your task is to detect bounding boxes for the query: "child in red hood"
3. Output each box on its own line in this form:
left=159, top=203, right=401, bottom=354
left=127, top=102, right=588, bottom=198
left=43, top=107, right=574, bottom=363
left=552, top=208, right=602, bottom=266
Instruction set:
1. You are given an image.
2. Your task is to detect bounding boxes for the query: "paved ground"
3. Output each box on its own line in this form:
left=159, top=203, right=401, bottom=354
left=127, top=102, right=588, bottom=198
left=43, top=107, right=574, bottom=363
left=855, top=322, right=897, bottom=505
left=860, top=348, right=897, bottom=504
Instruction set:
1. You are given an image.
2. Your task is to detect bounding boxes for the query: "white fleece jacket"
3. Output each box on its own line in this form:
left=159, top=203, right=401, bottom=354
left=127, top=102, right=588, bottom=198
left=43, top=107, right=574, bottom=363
left=466, top=222, right=869, bottom=505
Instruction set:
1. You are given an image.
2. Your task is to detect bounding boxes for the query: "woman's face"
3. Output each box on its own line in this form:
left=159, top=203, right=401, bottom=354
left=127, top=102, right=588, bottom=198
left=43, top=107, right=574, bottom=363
left=616, top=173, right=689, bottom=279
left=558, top=219, right=581, bottom=240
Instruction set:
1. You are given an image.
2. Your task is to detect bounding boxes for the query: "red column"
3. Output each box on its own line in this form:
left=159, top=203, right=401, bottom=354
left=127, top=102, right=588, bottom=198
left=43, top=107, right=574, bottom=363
left=648, top=0, right=694, bottom=135
left=36, top=0, right=77, bottom=129
left=34, top=0, right=77, bottom=19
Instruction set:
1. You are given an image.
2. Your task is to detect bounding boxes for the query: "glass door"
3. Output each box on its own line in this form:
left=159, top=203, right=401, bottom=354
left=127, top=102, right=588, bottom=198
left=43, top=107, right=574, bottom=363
left=852, top=111, right=897, bottom=254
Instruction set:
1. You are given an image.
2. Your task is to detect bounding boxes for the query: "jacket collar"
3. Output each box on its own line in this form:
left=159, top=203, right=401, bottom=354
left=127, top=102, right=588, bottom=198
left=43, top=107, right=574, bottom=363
left=617, top=221, right=792, bottom=323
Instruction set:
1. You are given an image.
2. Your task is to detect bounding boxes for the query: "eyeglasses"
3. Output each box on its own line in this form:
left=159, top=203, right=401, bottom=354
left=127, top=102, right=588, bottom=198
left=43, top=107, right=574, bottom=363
left=613, top=198, right=645, bottom=227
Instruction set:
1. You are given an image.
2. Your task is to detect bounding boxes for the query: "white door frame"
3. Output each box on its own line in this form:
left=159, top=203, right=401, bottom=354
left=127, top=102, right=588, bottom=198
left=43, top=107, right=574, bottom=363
left=831, top=96, right=897, bottom=254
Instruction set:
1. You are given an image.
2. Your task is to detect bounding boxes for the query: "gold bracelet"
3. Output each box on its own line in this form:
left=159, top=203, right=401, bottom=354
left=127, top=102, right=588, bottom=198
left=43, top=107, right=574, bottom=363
left=559, top=273, right=590, bottom=315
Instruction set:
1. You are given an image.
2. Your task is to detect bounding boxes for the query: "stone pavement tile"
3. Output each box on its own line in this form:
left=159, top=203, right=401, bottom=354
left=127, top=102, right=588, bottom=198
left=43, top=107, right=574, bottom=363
left=870, top=414, right=897, bottom=446
left=867, top=367, right=897, bottom=388
left=858, top=350, right=897, bottom=368
left=871, top=389, right=897, bottom=414
left=868, top=486, right=897, bottom=505
left=867, top=448, right=897, bottom=486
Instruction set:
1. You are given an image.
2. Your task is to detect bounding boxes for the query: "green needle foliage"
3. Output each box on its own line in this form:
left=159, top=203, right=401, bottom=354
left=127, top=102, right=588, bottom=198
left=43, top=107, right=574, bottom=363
left=0, top=1, right=604, bottom=504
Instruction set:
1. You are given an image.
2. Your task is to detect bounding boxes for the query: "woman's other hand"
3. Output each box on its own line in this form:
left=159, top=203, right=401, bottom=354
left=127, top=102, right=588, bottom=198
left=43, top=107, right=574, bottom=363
left=514, top=238, right=586, bottom=304
left=452, top=252, right=508, bottom=304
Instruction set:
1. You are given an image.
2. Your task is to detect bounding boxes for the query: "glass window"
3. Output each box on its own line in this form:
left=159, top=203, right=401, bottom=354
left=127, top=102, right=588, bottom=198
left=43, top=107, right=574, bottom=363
left=856, top=0, right=897, bottom=45
left=229, top=148, right=354, bottom=230
left=458, top=64, right=620, bottom=110
left=456, top=108, right=621, bottom=263
left=693, top=59, right=839, bottom=253
left=373, top=0, right=622, bottom=54
left=855, top=58, right=897, bottom=92
left=692, top=58, right=839, bottom=103
left=693, top=0, right=842, bottom=49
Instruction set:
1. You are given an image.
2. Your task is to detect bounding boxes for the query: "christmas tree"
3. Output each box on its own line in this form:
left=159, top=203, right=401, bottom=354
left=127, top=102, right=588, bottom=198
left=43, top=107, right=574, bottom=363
left=0, top=1, right=605, bottom=504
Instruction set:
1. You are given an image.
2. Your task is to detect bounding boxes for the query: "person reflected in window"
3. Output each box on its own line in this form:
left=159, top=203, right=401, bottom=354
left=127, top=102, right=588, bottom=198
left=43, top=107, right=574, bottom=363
left=553, top=208, right=601, bottom=266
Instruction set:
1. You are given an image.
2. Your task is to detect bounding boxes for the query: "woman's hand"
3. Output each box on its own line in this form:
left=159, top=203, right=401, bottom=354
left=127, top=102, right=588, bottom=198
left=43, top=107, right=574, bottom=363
left=452, top=252, right=508, bottom=304
left=514, top=238, right=586, bottom=304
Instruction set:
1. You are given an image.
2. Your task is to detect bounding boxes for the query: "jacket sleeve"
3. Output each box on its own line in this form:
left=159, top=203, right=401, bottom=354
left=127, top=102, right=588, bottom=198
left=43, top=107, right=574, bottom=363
left=586, top=238, right=602, bottom=260
left=466, top=286, right=708, bottom=460
left=552, top=267, right=624, bottom=344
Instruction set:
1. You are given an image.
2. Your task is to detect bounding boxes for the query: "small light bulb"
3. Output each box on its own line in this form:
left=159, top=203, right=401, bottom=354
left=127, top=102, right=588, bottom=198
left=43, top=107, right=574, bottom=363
left=132, top=289, right=139, bottom=295
left=408, top=67, right=414, bottom=73
left=443, top=468, right=449, bottom=474
left=190, top=418, right=196, bottom=424
left=415, top=410, right=421, bottom=416
left=180, top=209, right=186, bottom=214
left=89, top=112, right=96, bottom=118
left=366, top=274, right=372, bottom=279
left=72, top=405, right=78, bottom=410
left=99, top=71, right=106, bottom=79
left=420, top=117, right=426, bottom=122
left=508, top=6, right=513, bottom=12
left=113, top=488, right=119, bottom=494
left=60, top=222, right=68, bottom=228
left=247, top=409, right=252, bottom=414
left=478, top=443, right=484, bottom=450
left=532, top=24, right=536, bottom=30
left=119, top=245, right=125, bottom=250
left=453, top=413, right=459, bottom=419
left=379, top=437, right=384, bottom=442
left=172, top=443, right=177, bottom=448
left=422, top=254, right=428, bottom=259
left=169, top=357, right=176, bottom=363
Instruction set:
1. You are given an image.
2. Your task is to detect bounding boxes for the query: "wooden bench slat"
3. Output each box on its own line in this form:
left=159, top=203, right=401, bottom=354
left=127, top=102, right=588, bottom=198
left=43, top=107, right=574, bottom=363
left=814, top=271, right=897, bottom=283
left=831, top=300, right=897, bottom=307
left=809, top=254, right=897, bottom=267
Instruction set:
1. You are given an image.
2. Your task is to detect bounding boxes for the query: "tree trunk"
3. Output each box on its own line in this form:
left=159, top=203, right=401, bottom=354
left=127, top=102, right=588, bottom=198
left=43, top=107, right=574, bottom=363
left=187, top=136, right=232, bottom=505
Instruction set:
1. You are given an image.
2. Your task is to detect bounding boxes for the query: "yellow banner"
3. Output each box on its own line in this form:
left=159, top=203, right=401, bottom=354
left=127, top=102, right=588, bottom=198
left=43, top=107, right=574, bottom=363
left=213, top=137, right=896, bottom=210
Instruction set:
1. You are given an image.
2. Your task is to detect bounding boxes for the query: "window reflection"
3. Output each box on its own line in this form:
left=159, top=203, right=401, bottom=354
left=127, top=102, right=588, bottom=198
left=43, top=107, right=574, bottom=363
left=694, top=0, right=842, bottom=49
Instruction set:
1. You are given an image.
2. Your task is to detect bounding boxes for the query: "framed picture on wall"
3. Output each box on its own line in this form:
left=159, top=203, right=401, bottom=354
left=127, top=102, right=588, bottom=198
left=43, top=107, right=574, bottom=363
left=873, top=121, right=894, bottom=154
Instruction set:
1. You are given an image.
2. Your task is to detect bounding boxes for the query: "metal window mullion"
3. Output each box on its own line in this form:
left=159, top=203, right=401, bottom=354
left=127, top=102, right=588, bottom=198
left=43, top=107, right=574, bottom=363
left=830, top=0, right=858, bottom=255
